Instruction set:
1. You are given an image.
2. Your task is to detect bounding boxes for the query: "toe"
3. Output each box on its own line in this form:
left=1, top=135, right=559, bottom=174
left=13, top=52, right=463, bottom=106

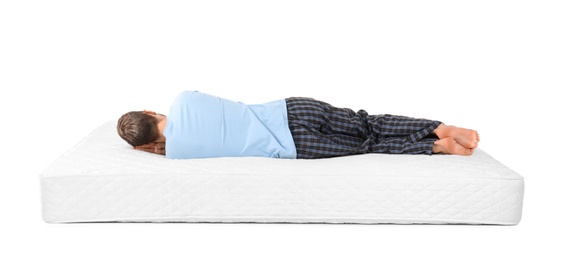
left=465, top=148, right=474, bottom=156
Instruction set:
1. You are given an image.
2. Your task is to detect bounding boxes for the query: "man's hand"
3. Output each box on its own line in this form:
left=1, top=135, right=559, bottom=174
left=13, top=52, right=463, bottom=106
left=134, top=142, right=166, bottom=155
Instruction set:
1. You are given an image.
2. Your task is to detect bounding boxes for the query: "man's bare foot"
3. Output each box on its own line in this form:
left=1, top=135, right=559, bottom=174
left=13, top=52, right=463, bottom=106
left=434, top=123, right=479, bottom=149
left=432, top=137, right=474, bottom=156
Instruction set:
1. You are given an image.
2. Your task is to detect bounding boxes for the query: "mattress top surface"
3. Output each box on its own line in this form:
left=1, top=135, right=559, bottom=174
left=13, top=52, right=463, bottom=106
left=41, top=121, right=523, bottom=180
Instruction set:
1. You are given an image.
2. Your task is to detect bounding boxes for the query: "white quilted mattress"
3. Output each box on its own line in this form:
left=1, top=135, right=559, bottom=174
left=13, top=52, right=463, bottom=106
left=40, top=121, right=524, bottom=225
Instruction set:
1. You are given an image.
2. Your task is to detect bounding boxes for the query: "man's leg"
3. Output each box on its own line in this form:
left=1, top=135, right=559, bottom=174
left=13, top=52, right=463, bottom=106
left=364, top=114, right=480, bottom=155
left=286, top=97, right=444, bottom=158
left=286, top=97, right=479, bottom=158
left=369, top=136, right=437, bottom=154
left=364, top=113, right=442, bottom=154
left=286, top=97, right=369, bottom=159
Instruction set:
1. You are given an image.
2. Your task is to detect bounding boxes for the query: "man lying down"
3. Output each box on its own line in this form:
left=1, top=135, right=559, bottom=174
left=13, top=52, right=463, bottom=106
left=117, top=91, right=479, bottom=159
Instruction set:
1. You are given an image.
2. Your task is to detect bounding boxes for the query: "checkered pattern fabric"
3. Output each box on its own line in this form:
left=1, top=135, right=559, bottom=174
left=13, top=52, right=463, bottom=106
left=285, top=97, right=442, bottom=159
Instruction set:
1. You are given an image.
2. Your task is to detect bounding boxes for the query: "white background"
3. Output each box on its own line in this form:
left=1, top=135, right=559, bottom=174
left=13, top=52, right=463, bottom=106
left=1, top=0, right=562, bottom=259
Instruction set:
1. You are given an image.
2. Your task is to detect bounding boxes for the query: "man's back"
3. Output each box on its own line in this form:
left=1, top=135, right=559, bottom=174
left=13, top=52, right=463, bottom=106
left=163, top=91, right=297, bottom=159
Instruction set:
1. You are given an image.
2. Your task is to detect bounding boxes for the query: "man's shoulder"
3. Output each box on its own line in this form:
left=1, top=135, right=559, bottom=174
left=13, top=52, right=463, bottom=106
left=172, top=90, right=202, bottom=105
left=175, top=90, right=197, bottom=99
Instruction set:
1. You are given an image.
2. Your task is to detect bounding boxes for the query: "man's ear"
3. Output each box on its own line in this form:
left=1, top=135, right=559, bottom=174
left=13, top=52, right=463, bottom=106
left=143, top=110, right=157, bottom=115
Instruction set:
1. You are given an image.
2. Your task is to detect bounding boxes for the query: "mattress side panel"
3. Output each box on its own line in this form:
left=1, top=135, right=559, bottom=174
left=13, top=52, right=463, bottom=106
left=40, top=174, right=524, bottom=225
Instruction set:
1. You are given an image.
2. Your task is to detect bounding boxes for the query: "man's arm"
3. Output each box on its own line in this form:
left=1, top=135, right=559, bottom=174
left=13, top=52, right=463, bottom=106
left=134, top=142, right=166, bottom=156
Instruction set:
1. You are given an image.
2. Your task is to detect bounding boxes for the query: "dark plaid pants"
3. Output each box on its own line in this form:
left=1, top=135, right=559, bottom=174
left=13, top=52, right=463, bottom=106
left=285, top=97, right=442, bottom=159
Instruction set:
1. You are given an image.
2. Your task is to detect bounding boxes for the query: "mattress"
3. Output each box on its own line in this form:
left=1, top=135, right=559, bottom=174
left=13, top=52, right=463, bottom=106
left=40, top=121, right=524, bottom=225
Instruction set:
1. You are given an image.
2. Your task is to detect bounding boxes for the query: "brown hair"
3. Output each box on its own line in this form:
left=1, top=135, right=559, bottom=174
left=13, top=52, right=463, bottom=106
left=117, top=111, right=160, bottom=146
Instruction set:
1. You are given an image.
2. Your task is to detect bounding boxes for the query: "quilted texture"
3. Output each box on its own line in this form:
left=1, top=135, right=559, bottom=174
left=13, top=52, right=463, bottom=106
left=40, top=121, right=524, bottom=224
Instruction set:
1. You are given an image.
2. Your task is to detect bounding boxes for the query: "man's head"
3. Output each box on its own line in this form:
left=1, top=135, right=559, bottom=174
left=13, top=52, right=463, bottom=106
left=117, top=110, right=167, bottom=146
